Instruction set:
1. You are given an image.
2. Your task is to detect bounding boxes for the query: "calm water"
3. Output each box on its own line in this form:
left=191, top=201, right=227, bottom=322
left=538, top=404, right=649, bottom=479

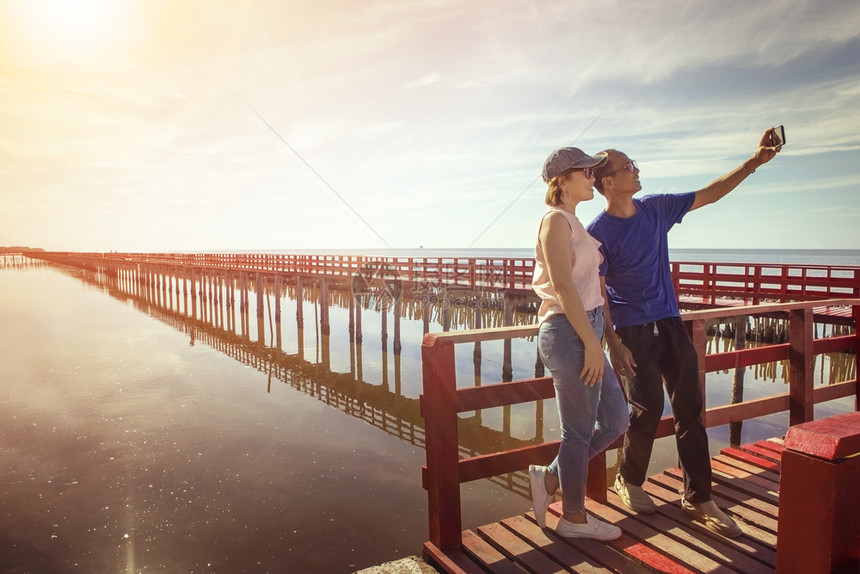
left=0, top=250, right=856, bottom=573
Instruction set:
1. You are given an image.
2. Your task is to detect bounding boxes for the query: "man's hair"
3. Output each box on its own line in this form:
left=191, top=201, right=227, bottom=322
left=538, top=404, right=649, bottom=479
left=593, top=149, right=622, bottom=195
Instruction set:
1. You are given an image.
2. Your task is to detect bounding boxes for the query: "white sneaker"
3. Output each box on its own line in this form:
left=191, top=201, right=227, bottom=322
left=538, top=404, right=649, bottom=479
left=555, top=515, right=621, bottom=541
left=614, top=473, right=656, bottom=514
left=529, top=465, right=553, bottom=529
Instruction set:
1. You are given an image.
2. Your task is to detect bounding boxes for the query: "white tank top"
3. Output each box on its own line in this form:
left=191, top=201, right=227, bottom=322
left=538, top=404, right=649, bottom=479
left=532, top=208, right=605, bottom=324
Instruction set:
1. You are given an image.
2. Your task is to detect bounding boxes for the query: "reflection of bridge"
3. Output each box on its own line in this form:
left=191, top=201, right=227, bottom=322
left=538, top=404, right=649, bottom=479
left=37, top=257, right=545, bottom=498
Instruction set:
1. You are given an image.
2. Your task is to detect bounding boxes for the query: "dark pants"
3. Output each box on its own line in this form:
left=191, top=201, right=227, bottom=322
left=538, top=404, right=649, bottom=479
left=616, top=317, right=712, bottom=503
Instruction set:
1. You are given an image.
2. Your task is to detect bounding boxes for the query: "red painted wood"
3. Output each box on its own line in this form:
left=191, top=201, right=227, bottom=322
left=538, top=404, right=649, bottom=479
left=783, top=411, right=860, bottom=460
left=789, top=308, right=815, bottom=425
left=586, top=452, right=608, bottom=503
left=423, top=542, right=486, bottom=574
left=711, top=454, right=780, bottom=484
left=603, top=489, right=774, bottom=574
left=738, top=443, right=784, bottom=465
left=422, top=335, right=462, bottom=549
left=584, top=499, right=711, bottom=573
left=455, top=377, right=554, bottom=412
left=777, top=448, right=860, bottom=573
left=476, top=522, right=566, bottom=573
left=710, top=458, right=780, bottom=493
left=720, top=446, right=781, bottom=473
left=646, top=472, right=779, bottom=543
left=28, top=252, right=860, bottom=304
left=856, top=304, right=860, bottom=410
left=542, top=514, right=654, bottom=574
left=500, top=516, right=616, bottom=574
left=460, top=530, right=526, bottom=574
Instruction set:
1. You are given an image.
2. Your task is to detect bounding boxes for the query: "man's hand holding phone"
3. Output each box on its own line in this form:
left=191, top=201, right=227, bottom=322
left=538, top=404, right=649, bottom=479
left=770, top=125, right=786, bottom=147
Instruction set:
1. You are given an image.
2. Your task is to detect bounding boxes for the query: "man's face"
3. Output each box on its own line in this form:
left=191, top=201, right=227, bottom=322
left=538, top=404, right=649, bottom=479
left=603, top=152, right=641, bottom=196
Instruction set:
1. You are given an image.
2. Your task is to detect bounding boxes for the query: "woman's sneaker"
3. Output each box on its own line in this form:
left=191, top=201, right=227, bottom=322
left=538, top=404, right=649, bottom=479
left=614, top=473, right=656, bottom=514
left=529, top=465, right=554, bottom=529
left=555, top=514, right=621, bottom=541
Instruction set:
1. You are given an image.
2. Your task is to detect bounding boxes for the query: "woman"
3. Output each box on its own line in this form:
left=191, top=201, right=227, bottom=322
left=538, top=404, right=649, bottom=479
left=529, top=147, right=629, bottom=540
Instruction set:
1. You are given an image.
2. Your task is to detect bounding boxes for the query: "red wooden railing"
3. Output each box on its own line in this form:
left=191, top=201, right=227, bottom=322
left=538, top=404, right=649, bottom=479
left=26, top=253, right=860, bottom=304
left=672, top=261, right=860, bottom=304
left=419, top=298, right=860, bottom=550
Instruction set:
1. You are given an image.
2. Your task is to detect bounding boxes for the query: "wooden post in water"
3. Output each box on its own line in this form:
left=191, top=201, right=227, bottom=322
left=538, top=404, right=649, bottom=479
left=730, top=317, right=747, bottom=445
left=190, top=269, right=198, bottom=319
left=256, top=273, right=266, bottom=345
left=348, top=281, right=355, bottom=343
left=296, top=276, right=304, bottom=329
left=502, top=293, right=514, bottom=382
left=255, top=273, right=264, bottom=320
left=320, top=279, right=330, bottom=336
left=422, top=289, right=431, bottom=334
left=354, top=291, right=362, bottom=344
left=274, top=276, right=282, bottom=350
left=381, top=295, right=389, bottom=350
left=393, top=287, right=402, bottom=355
left=473, top=296, right=482, bottom=363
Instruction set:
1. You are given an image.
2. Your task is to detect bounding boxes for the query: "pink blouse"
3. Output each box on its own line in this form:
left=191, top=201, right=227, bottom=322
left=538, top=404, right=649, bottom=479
left=532, top=208, right=605, bottom=325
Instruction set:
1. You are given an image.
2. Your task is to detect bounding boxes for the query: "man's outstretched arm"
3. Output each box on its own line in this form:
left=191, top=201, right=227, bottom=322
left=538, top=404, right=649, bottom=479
left=690, top=128, right=782, bottom=211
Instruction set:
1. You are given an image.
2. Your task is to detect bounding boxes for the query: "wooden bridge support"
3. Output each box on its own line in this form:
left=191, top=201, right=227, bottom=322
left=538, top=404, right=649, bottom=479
left=354, top=294, right=363, bottom=344
left=422, top=291, right=431, bottom=335
left=320, top=279, right=330, bottom=336
left=256, top=273, right=264, bottom=320
left=502, top=294, right=515, bottom=383
left=296, top=276, right=304, bottom=329
left=393, top=291, right=402, bottom=355
left=730, top=317, right=747, bottom=445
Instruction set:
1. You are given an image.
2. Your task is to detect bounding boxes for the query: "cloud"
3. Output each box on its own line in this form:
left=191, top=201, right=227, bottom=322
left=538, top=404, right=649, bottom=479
left=403, top=73, right=444, bottom=89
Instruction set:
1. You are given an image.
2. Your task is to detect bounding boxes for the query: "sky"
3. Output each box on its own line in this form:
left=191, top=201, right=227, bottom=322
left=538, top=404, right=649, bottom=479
left=1, top=0, right=859, bottom=253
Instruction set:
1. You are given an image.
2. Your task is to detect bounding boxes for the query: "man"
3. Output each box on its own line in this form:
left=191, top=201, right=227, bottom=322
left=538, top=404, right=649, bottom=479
left=587, top=129, right=781, bottom=537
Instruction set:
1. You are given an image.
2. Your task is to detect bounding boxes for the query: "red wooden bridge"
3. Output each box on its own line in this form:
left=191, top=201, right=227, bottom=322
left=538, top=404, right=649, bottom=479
left=18, top=252, right=860, bottom=571
left=420, top=299, right=859, bottom=573
left=23, top=251, right=860, bottom=314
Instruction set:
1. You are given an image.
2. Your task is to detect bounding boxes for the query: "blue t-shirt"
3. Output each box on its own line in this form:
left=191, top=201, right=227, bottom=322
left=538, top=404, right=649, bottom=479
left=587, top=192, right=695, bottom=328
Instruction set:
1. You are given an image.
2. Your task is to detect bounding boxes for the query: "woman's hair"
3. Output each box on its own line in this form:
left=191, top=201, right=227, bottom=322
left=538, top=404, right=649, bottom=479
left=544, top=170, right=572, bottom=206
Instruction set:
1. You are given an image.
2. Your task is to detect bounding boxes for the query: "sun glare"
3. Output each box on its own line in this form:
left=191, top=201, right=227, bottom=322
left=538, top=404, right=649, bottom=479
left=14, top=0, right=134, bottom=62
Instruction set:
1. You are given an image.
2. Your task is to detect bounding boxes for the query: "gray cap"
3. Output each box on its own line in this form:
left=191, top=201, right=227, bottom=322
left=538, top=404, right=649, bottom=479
left=541, top=147, right=608, bottom=183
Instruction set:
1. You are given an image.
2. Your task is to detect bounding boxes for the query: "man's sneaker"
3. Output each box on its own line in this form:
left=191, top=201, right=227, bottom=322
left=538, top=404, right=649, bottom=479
left=614, top=473, right=656, bottom=514
left=555, top=514, right=621, bottom=541
left=681, top=497, right=742, bottom=538
left=529, top=465, right=554, bottom=529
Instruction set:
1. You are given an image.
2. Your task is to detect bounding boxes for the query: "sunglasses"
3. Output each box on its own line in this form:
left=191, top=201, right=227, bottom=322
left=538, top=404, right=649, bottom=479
left=565, top=166, right=595, bottom=179
left=604, top=160, right=637, bottom=177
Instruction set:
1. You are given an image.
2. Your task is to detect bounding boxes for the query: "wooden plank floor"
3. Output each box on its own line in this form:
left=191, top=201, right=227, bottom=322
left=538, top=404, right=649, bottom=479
left=424, top=439, right=784, bottom=573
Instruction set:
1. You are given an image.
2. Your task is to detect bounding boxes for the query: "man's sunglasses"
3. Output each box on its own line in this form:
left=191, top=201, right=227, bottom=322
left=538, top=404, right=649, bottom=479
left=604, top=160, right=638, bottom=177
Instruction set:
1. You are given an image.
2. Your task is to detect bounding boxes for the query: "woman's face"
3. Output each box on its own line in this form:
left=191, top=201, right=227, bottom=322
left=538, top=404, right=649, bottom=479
left=560, top=168, right=596, bottom=204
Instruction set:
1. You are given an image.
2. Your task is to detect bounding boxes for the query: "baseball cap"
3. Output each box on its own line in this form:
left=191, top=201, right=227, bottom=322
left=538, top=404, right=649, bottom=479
left=541, top=147, right=608, bottom=183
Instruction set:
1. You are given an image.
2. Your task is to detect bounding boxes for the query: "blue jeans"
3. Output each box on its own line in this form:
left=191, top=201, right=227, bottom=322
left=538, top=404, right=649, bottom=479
left=538, top=308, right=629, bottom=515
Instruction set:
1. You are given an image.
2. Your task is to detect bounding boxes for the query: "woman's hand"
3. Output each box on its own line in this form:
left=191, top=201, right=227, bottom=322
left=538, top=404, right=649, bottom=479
left=580, top=340, right=605, bottom=386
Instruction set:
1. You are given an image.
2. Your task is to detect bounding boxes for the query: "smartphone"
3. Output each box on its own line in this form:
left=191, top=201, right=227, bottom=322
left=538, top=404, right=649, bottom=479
left=771, top=125, right=786, bottom=146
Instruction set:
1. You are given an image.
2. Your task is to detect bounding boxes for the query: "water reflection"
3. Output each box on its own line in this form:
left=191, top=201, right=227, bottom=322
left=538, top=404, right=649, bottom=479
left=23, top=258, right=551, bottom=491
left=1, top=254, right=854, bottom=572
